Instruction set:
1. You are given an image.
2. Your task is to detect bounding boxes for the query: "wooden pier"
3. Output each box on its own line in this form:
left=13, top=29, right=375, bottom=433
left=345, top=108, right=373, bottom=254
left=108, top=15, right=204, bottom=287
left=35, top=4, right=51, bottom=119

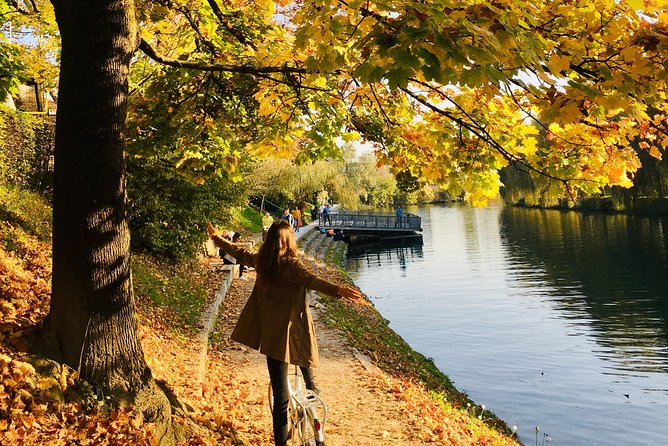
left=318, top=211, right=422, bottom=237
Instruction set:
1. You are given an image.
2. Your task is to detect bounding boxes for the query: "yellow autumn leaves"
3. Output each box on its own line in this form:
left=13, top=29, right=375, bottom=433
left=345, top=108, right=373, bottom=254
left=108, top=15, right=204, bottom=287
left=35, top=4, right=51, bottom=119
left=133, top=0, right=667, bottom=203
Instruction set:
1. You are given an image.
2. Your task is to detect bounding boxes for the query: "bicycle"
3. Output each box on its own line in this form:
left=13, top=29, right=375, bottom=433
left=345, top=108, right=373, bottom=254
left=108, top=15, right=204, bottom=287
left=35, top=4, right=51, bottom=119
left=268, top=365, right=327, bottom=446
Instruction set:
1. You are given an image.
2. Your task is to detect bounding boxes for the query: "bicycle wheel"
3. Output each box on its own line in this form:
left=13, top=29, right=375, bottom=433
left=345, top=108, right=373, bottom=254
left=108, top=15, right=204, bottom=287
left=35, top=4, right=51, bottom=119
left=267, top=367, right=326, bottom=446
left=298, top=409, right=317, bottom=446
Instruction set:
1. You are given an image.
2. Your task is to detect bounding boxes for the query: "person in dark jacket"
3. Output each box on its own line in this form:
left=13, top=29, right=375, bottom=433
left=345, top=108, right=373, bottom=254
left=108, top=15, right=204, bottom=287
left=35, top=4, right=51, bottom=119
left=219, top=231, right=246, bottom=280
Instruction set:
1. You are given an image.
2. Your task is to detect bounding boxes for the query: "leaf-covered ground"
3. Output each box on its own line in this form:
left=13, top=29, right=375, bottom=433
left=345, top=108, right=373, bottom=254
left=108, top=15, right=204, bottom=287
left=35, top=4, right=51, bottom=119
left=0, top=224, right=160, bottom=445
left=0, top=220, right=522, bottom=445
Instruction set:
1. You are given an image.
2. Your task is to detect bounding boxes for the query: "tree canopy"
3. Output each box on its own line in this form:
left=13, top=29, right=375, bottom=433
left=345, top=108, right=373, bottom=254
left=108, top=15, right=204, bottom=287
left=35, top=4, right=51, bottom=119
left=126, top=0, right=668, bottom=205
left=5, top=1, right=665, bottom=204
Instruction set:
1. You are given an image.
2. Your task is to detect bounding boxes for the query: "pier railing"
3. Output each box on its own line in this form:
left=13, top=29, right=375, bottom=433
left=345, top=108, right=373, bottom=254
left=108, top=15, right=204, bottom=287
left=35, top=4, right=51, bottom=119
left=318, top=211, right=422, bottom=232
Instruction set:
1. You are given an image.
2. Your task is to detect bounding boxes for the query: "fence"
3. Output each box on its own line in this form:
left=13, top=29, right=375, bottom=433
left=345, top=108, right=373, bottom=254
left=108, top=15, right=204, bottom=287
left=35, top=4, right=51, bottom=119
left=318, top=211, right=421, bottom=231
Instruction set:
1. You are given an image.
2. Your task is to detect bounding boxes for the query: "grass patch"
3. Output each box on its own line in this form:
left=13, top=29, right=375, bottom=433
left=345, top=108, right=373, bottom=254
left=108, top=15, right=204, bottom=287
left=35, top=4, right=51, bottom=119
left=323, top=238, right=346, bottom=264
left=132, top=252, right=211, bottom=332
left=0, top=184, right=52, bottom=242
left=231, top=205, right=263, bottom=234
left=331, top=240, right=347, bottom=266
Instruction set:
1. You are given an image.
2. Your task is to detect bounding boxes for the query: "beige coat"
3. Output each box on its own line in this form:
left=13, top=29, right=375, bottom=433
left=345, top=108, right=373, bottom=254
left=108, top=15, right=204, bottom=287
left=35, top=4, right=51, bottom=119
left=213, top=235, right=340, bottom=367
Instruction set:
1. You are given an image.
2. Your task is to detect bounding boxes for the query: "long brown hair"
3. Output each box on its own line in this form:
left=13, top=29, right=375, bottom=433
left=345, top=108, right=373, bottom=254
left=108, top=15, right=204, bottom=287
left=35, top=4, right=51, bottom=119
left=256, top=220, right=299, bottom=286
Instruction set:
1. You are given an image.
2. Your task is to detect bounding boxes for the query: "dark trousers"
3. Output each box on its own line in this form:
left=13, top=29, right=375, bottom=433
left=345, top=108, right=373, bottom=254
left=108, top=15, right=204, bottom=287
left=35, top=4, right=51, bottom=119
left=266, top=356, right=317, bottom=446
left=221, top=252, right=244, bottom=277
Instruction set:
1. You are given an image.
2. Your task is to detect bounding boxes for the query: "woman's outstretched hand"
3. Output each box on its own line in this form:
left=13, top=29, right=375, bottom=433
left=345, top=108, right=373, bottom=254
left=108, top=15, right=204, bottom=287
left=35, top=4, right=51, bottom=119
left=207, top=222, right=228, bottom=240
left=206, top=222, right=218, bottom=239
left=337, top=286, right=364, bottom=302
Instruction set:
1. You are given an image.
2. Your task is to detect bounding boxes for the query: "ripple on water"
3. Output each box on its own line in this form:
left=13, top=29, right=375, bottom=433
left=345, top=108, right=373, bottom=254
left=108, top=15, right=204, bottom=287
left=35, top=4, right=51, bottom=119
left=346, top=205, right=668, bottom=446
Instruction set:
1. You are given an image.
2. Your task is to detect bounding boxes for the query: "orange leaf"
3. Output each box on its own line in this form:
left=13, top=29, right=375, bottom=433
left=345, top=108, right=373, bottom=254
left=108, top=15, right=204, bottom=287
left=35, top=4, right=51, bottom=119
left=649, top=145, right=662, bottom=160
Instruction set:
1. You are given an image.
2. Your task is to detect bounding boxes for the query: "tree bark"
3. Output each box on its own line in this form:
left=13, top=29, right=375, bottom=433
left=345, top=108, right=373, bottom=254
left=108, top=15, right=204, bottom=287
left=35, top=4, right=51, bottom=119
left=34, top=2, right=212, bottom=443
left=46, top=0, right=150, bottom=400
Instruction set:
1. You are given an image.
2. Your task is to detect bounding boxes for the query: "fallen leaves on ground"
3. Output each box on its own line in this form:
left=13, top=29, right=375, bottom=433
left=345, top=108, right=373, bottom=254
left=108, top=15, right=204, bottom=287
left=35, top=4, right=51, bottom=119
left=0, top=221, right=519, bottom=445
left=0, top=226, right=51, bottom=351
left=0, top=352, right=158, bottom=445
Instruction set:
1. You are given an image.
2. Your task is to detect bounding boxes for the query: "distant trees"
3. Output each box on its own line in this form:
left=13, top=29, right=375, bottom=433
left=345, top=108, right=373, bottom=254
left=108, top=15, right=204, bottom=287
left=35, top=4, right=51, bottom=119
left=345, top=153, right=401, bottom=208
left=501, top=120, right=668, bottom=210
left=1, top=0, right=59, bottom=104
left=245, top=151, right=403, bottom=211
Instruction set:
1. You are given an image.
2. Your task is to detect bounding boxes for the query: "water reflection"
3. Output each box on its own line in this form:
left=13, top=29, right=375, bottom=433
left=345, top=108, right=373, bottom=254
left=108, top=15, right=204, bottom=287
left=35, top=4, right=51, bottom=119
left=346, top=204, right=668, bottom=445
left=500, top=207, right=668, bottom=376
left=346, top=235, right=423, bottom=275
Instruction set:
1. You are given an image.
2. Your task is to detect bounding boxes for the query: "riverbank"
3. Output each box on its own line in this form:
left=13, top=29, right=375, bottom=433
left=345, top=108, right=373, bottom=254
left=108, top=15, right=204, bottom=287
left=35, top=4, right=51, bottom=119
left=0, top=213, right=521, bottom=444
left=505, top=195, right=668, bottom=215
left=197, top=226, right=521, bottom=444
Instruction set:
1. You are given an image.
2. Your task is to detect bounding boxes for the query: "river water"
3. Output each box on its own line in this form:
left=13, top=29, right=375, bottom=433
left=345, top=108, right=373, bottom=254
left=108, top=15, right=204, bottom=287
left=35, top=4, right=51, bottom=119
left=345, top=204, right=668, bottom=446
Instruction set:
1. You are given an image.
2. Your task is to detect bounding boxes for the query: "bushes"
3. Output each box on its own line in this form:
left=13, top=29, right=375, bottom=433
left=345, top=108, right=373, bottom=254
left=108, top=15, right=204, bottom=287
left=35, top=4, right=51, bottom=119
left=0, top=184, right=52, bottom=242
left=0, top=105, right=54, bottom=196
left=0, top=103, right=259, bottom=260
left=0, top=105, right=35, bottom=185
left=0, top=109, right=53, bottom=242
left=127, top=155, right=248, bottom=260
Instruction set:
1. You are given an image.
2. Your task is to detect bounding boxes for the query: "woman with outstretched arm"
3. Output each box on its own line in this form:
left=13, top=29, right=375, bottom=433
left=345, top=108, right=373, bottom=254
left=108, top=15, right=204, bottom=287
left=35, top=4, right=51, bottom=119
left=207, top=220, right=362, bottom=446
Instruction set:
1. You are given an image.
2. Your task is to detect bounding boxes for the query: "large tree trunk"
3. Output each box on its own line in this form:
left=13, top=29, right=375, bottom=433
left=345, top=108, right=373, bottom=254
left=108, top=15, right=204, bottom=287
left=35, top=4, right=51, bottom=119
left=44, top=6, right=181, bottom=439
left=48, top=0, right=146, bottom=396
left=34, top=2, right=193, bottom=443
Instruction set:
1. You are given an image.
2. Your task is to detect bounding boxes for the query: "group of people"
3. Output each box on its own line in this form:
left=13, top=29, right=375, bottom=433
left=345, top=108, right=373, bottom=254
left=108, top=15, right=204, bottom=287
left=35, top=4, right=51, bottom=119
left=281, top=208, right=302, bottom=232
left=261, top=206, right=320, bottom=239
left=207, top=219, right=362, bottom=446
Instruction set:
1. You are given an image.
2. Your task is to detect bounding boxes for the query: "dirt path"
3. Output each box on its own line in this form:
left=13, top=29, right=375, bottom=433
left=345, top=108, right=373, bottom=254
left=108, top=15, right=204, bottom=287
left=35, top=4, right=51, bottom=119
left=197, top=227, right=519, bottom=446
left=209, top=269, right=434, bottom=445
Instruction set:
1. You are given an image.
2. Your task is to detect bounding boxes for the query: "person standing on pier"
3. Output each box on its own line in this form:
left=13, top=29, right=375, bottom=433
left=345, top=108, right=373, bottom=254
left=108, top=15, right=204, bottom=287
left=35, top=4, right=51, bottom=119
left=323, top=204, right=331, bottom=225
left=395, top=206, right=403, bottom=228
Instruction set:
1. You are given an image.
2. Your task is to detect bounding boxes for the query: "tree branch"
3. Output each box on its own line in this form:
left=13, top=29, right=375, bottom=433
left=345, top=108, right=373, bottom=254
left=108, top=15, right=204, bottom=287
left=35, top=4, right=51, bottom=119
left=369, top=83, right=396, bottom=126
left=138, top=38, right=307, bottom=75
left=502, top=82, right=593, bottom=150
left=400, top=85, right=574, bottom=184
left=6, top=0, right=38, bottom=15
left=177, top=4, right=218, bottom=54
left=205, top=0, right=258, bottom=51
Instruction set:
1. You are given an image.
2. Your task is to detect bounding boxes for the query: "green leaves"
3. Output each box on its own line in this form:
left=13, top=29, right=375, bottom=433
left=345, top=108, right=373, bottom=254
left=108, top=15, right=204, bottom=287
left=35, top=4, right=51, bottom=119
left=125, top=0, right=668, bottom=206
left=0, top=43, right=25, bottom=99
